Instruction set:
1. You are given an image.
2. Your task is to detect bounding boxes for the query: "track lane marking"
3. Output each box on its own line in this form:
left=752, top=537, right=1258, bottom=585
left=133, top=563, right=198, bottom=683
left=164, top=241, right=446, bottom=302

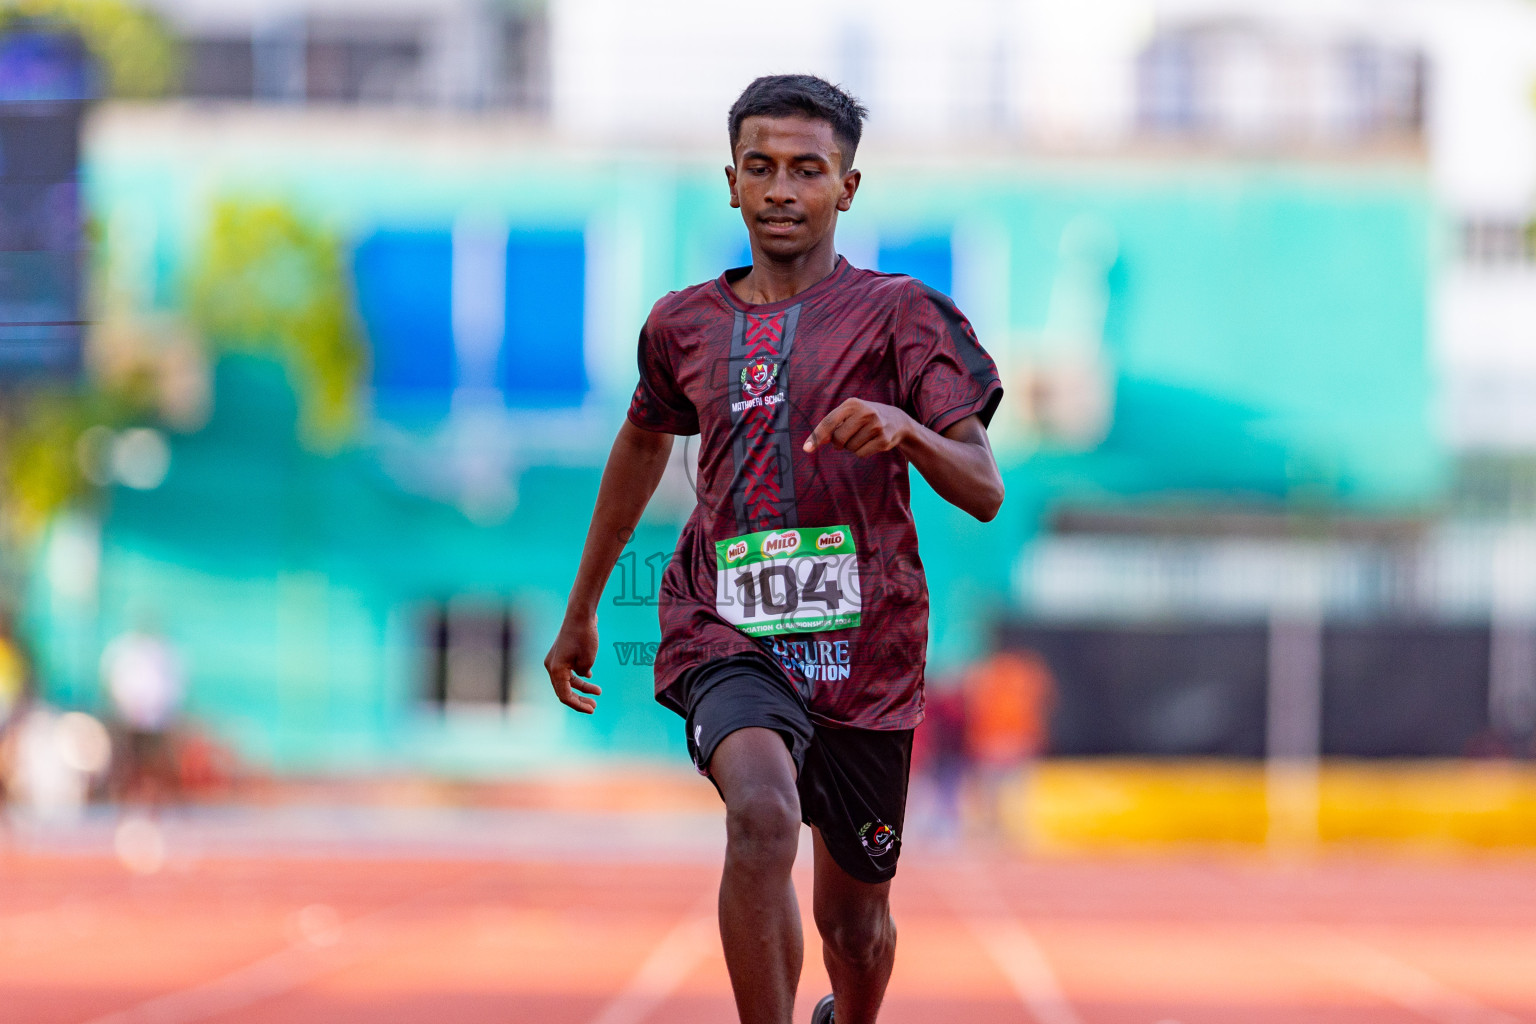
left=935, top=858, right=1084, bottom=1024
left=585, top=889, right=718, bottom=1024
left=74, top=870, right=501, bottom=1024
left=967, top=917, right=1084, bottom=1024
left=1280, top=927, right=1524, bottom=1024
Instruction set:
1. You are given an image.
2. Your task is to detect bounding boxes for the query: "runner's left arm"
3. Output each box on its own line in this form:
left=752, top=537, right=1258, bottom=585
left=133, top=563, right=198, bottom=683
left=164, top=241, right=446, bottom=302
left=803, top=401, right=1002, bottom=521
left=547, top=306, right=696, bottom=714
left=898, top=411, right=1003, bottom=521
left=544, top=420, right=675, bottom=714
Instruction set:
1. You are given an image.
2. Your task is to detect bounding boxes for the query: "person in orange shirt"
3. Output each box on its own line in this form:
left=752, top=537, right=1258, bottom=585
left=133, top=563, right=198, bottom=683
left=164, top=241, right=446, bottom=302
left=963, top=649, right=1054, bottom=841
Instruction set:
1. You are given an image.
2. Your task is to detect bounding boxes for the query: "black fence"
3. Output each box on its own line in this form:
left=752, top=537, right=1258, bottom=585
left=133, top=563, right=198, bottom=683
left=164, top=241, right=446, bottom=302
left=1000, top=621, right=1497, bottom=758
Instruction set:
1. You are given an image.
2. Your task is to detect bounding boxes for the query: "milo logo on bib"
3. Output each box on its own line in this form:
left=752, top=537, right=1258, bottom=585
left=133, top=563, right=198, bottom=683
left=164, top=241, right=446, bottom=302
left=762, top=531, right=800, bottom=557
left=714, top=525, right=861, bottom=637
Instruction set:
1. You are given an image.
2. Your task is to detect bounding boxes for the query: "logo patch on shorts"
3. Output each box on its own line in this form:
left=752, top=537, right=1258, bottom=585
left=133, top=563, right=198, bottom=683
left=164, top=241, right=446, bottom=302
left=692, top=724, right=709, bottom=776
left=858, top=820, right=898, bottom=858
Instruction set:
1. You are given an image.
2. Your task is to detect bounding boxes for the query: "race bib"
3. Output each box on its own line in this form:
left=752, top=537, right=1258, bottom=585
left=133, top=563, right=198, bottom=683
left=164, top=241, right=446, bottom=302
left=715, top=526, right=862, bottom=636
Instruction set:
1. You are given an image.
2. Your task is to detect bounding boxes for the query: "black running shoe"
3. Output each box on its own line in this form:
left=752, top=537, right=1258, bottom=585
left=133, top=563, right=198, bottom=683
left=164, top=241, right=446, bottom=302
left=811, top=993, right=835, bottom=1024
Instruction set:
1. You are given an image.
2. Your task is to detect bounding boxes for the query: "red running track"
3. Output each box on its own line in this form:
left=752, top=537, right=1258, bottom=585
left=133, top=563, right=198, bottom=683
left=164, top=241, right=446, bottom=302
left=2, top=845, right=1535, bottom=1023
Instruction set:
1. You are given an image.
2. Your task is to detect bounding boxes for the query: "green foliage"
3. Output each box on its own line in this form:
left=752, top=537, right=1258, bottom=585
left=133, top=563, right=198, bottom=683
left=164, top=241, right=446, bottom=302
left=0, top=386, right=152, bottom=542
left=0, top=393, right=89, bottom=539
left=187, top=200, right=367, bottom=446
left=0, top=0, right=178, bottom=98
left=0, top=200, right=365, bottom=549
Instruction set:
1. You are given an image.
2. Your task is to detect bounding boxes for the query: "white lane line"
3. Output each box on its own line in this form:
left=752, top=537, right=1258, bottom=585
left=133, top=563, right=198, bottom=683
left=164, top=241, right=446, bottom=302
left=968, top=916, right=1085, bottom=1024
left=75, top=872, right=497, bottom=1024
left=586, top=891, right=718, bottom=1024
left=938, top=859, right=1083, bottom=1024
left=77, top=935, right=385, bottom=1024
left=1283, top=927, right=1522, bottom=1024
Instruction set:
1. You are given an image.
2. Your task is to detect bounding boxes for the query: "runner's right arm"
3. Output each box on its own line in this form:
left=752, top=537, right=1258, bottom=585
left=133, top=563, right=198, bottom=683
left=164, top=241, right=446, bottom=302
left=544, top=420, right=675, bottom=713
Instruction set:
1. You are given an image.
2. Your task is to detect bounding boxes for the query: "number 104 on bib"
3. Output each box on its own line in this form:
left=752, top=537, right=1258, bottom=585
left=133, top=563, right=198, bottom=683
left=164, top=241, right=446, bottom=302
left=714, top=526, right=863, bottom=637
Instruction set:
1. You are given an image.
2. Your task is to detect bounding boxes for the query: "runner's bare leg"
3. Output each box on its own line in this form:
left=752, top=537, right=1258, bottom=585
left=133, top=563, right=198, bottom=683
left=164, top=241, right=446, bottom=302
left=812, top=828, right=896, bottom=1024
left=710, top=727, right=804, bottom=1024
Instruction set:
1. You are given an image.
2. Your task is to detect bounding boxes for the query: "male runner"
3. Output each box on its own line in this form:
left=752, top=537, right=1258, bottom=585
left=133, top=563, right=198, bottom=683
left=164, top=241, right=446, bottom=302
left=544, top=74, right=1003, bottom=1024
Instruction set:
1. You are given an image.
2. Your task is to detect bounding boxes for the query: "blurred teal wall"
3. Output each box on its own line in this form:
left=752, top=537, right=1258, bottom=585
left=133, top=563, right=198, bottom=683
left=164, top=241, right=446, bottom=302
left=30, top=135, right=1436, bottom=774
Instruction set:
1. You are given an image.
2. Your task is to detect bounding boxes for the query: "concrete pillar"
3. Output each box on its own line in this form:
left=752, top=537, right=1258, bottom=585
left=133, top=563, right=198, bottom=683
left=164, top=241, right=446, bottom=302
left=1489, top=527, right=1536, bottom=748
left=1266, top=549, right=1324, bottom=851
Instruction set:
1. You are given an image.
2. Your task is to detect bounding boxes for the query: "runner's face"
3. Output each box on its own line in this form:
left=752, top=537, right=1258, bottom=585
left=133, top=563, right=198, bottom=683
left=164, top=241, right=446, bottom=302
left=728, top=115, right=859, bottom=262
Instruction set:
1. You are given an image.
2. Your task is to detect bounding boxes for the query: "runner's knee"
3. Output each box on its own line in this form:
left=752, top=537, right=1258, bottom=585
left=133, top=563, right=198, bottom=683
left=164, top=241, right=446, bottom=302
left=724, top=785, right=800, bottom=874
left=816, top=906, right=893, bottom=970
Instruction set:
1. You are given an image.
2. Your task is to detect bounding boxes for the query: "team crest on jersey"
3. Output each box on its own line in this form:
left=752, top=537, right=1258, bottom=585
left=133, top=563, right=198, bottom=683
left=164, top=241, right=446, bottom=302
left=859, top=821, right=898, bottom=857
left=740, top=359, right=779, bottom=398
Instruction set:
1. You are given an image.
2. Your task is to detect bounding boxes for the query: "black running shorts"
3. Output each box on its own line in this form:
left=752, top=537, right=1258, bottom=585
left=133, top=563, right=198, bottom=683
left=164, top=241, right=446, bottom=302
left=679, top=653, right=912, bottom=885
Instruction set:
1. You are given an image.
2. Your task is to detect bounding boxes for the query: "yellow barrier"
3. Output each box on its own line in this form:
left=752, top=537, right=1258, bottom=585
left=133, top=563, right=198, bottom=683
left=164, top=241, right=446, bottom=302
left=1008, top=759, right=1536, bottom=851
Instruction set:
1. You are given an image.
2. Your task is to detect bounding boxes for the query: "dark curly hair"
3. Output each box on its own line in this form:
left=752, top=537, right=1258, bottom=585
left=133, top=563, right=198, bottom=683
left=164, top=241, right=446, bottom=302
left=728, top=74, right=868, bottom=170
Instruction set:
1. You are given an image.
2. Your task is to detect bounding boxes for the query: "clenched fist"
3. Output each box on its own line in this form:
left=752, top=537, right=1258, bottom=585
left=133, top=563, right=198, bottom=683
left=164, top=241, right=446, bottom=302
left=803, top=399, right=913, bottom=457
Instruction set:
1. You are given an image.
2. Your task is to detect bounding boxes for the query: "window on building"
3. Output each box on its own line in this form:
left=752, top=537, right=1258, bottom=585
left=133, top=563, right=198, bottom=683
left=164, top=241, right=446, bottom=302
left=1337, top=41, right=1425, bottom=139
left=354, top=230, right=456, bottom=414
left=1459, top=218, right=1535, bottom=265
left=305, top=19, right=426, bottom=105
left=174, top=10, right=550, bottom=113
left=182, top=37, right=256, bottom=100
left=1135, top=23, right=1425, bottom=145
left=500, top=229, right=587, bottom=405
left=496, top=8, right=549, bottom=114
left=1137, top=31, right=1201, bottom=134
left=878, top=235, right=953, bottom=296
left=355, top=226, right=588, bottom=415
left=425, top=603, right=517, bottom=708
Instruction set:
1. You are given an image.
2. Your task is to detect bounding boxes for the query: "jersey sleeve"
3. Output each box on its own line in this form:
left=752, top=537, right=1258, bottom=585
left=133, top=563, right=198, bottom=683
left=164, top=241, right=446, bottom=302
left=895, top=282, right=1004, bottom=434
left=626, top=314, right=700, bottom=436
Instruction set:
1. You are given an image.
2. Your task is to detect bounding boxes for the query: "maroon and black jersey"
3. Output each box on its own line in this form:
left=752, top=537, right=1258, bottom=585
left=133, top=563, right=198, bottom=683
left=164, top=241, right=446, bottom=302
left=628, top=258, right=1002, bottom=730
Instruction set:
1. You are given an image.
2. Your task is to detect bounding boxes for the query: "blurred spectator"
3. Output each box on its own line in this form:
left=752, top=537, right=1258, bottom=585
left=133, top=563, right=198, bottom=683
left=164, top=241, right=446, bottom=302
left=174, top=729, right=239, bottom=799
left=963, top=650, right=1055, bottom=840
left=102, top=619, right=185, bottom=805
left=918, top=678, right=968, bottom=844
left=0, top=612, right=33, bottom=807
left=7, top=707, right=111, bottom=819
